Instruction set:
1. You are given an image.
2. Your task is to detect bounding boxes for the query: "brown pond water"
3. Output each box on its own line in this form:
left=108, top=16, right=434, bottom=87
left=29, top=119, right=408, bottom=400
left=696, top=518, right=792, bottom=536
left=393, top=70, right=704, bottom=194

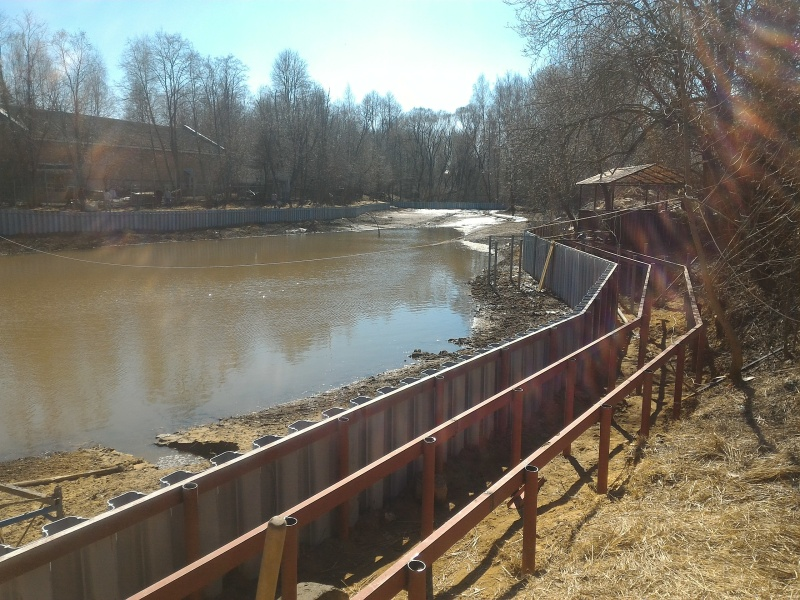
left=0, top=228, right=484, bottom=462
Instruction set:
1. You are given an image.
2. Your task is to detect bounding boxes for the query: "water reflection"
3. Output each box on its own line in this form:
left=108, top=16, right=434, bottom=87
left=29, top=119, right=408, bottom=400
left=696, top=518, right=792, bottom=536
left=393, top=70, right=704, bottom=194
left=0, top=229, right=483, bottom=461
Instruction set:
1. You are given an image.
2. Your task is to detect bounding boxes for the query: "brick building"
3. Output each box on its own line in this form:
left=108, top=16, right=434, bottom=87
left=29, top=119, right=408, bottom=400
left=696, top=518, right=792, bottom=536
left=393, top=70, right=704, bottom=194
left=0, top=108, right=224, bottom=205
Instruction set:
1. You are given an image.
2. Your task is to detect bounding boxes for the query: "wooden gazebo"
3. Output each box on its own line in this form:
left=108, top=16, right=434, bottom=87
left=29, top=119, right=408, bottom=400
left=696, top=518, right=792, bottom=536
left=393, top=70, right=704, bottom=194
left=576, top=164, right=684, bottom=211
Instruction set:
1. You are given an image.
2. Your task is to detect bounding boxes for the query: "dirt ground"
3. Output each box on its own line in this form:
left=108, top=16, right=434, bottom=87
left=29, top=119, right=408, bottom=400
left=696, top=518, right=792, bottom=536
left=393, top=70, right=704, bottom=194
left=2, top=210, right=798, bottom=599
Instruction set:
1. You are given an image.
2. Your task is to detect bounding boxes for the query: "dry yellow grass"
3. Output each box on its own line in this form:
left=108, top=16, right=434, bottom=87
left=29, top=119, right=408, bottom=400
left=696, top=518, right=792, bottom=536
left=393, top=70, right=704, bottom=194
left=420, top=298, right=800, bottom=599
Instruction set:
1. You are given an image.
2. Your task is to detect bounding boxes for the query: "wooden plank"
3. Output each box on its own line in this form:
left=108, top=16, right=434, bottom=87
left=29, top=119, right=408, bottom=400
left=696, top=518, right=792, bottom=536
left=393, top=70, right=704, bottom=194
left=12, top=465, right=125, bottom=488
left=0, top=483, right=50, bottom=502
left=537, top=241, right=556, bottom=292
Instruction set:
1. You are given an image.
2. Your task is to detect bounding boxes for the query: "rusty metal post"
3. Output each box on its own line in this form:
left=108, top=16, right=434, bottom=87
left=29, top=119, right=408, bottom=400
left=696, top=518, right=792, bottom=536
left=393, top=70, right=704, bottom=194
left=337, top=416, right=350, bottom=540
left=407, top=559, right=428, bottom=600
left=421, top=437, right=437, bottom=538
left=182, top=482, right=200, bottom=563
left=182, top=482, right=201, bottom=600
left=564, top=359, right=576, bottom=457
left=511, top=388, right=524, bottom=466
left=521, top=465, right=540, bottom=575
left=280, top=516, right=299, bottom=600
left=637, top=289, right=652, bottom=393
left=629, top=263, right=636, bottom=314
left=694, top=324, right=707, bottom=386
left=518, top=235, right=524, bottom=290
left=597, top=404, right=613, bottom=494
left=673, top=344, right=686, bottom=419
left=606, top=333, right=617, bottom=392
left=640, top=371, right=654, bottom=438
left=434, top=375, right=447, bottom=472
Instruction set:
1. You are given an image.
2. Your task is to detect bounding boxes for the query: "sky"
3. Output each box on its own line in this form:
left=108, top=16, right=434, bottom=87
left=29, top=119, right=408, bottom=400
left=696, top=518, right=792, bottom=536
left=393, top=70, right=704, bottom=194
left=2, top=0, right=534, bottom=113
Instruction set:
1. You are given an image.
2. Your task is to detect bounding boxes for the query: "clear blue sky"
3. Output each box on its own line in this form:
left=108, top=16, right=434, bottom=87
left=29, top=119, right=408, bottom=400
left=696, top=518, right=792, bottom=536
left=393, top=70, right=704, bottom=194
left=2, top=0, right=532, bottom=113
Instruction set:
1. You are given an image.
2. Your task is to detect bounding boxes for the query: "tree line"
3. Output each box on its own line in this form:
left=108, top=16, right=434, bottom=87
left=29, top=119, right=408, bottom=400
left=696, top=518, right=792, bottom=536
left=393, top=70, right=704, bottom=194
left=2, top=4, right=798, bottom=368
left=1, top=10, right=531, bottom=209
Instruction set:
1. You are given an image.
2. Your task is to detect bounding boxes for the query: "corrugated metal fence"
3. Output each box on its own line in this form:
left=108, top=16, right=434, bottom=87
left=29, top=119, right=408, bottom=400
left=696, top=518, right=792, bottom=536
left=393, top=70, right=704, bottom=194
left=391, top=201, right=505, bottom=211
left=0, top=237, right=628, bottom=600
left=0, top=204, right=390, bottom=236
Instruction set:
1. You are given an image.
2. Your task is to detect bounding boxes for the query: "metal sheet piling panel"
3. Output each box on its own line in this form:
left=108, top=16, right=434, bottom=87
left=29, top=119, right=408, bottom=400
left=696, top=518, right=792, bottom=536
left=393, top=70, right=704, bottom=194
left=49, top=548, right=85, bottom=599
left=364, top=409, right=386, bottom=510
left=306, top=434, right=337, bottom=544
left=387, top=396, right=413, bottom=497
left=412, top=385, right=435, bottom=439
left=142, top=505, right=185, bottom=587
left=346, top=417, right=362, bottom=526
left=348, top=397, right=372, bottom=512
left=114, top=522, right=147, bottom=598
left=82, top=536, right=120, bottom=600
left=238, top=467, right=265, bottom=577
left=448, top=369, right=468, bottom=458
left=464, top=362, right=484, bottom=447
left=481, top=357, right=498, bottom=439
left=1, top=563, right=53, bottom=600
left=276, top=444, right=306, bottom=515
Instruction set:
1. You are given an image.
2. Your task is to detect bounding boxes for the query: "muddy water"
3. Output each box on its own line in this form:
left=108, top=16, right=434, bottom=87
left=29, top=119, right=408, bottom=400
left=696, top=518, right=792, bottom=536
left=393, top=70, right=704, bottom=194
left=0, top=229, right=484, bottom=461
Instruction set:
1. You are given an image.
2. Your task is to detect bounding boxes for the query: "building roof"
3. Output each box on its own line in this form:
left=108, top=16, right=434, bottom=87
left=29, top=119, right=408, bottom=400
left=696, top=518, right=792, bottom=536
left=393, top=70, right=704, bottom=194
left=6, top=108, right=224, bottom=155
left=576, top=164, right=684, bottom=186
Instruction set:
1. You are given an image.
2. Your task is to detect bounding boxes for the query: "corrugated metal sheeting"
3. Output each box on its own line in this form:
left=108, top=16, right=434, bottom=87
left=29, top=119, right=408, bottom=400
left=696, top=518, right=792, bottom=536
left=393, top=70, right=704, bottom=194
left=0, top=236, right=619, bottom=600
left=0, top=204, right=390, bottom=236
left=391, top=201, right=505, bottom=211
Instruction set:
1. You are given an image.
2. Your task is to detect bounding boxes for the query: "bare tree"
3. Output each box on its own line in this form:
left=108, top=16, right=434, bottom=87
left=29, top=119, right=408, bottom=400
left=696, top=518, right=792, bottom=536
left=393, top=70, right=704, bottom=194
left=52, top=29, right=113, bottom=201
left=0, top=11, right=56, bottom=205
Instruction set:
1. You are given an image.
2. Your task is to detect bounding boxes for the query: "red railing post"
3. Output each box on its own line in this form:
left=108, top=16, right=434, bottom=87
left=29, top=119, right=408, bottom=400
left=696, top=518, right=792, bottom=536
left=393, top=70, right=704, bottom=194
left=181, top=482, right=201, bottom=600
left=597, top=404, right=613, bottom=494
left=280, top=516, right=299, bottom=600
left=564, top=359, right=577, bottom=457
left=637, top=288, right=652, bottom=393
left=640, top=370, right=654, bottom=438
left=337, top=416, right=350, bottom=540
left=407, top=559, right=428, bottom=600
left=606, top=333, right=617, bottom=391
left=694, top=324, right=707, bottom=386
left=521, top=465, right=540, bottom=575
left=421, top=437, right=437, bottom=538
left=673, top=344, right=686, bottom=419
left=511, top=388, right=524, bottom=466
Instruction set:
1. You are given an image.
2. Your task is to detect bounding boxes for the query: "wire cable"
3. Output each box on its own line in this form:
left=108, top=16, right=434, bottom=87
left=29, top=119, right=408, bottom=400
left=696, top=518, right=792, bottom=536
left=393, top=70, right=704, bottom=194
left=0, top=232, right=464, bottom=270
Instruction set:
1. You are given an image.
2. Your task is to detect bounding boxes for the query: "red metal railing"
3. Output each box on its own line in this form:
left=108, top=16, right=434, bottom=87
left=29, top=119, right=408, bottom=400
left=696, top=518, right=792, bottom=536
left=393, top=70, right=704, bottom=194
left=124, top=250, right=682, bottom=600
left=354, top=258, right=701, bottom=599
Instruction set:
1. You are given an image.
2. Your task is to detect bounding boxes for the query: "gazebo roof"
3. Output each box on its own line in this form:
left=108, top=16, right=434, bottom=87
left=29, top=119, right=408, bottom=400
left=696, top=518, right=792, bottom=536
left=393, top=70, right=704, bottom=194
left=576, top=164, right=684, bottom=186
